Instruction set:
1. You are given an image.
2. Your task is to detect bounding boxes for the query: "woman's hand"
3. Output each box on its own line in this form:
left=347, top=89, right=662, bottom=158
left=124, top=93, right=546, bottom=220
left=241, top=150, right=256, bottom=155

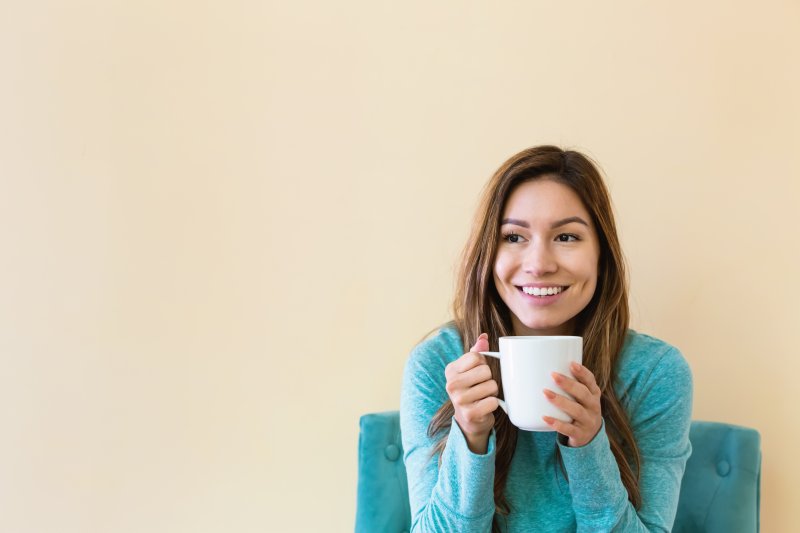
left=542, top=362, right=603, bottom=447
left=445, top=333, right=499, bottom=454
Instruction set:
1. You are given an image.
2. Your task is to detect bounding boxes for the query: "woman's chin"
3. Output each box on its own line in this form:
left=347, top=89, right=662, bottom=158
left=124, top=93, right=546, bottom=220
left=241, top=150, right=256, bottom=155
left=513, top=316, right=573, bottom=336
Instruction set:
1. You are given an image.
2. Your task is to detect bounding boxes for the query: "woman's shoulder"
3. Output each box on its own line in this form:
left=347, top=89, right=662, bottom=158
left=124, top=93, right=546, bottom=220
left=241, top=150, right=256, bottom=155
left=401, top=322, right=464, bottom=400
left=619, top=329, right=689, bottom=370
left=407, top=321, right=464, bottom=371
left=615, top=330, right=693, bottom=407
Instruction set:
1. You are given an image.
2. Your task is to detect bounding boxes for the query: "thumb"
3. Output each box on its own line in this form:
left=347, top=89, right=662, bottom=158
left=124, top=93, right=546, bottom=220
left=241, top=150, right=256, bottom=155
left=470, top=332, right=489, bottom=353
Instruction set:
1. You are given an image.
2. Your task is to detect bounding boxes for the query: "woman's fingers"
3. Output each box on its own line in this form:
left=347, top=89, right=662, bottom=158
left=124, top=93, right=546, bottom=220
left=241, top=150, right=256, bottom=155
left=543, top=388, right=585, bottom=420
left=551, top=369, right=598, bottom=407
left=473, top=395, right=500, bottom=416
left=449, top=366, right=497, bottom=406
left=445, top=351, right=486, bottom=380
left=550, top=373, right=592, bottom=406
left=459, top=363, right=493, bottom=387
left=544, top=363, right=603, bottom=447
left=570, top=361, right=602, bottom=395
left=447, top=335, right=496, bottom=452
left=542, top=415, right=581, bottom=440
left=446, top=360, right=491, bottom=395
left=542, top=406, right=598, bottom=446
left=470, top=333, right=489, bottom=353
left=458, top=379, right=499, bottom=405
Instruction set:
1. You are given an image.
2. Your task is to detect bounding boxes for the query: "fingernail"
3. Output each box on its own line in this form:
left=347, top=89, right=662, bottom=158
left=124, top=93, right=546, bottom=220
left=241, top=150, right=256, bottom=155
left=571, top=362, right=581, bottom=371
left=543, top=389, right=555, bottom=399
left=551, top=372, right=561, bottom=382
left=479, top=333, right=488, bottom=340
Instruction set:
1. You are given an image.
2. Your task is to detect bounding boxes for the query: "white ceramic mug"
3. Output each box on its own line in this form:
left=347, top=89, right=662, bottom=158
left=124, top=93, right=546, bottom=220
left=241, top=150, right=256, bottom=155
left=480, top=336, right=582, bottom=431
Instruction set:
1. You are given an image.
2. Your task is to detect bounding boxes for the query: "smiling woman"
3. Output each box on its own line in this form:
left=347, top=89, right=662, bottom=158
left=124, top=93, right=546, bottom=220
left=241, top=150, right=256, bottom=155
left=400, top=145, right=693, bottom=532
left=494, top=179, right=600, bottom=337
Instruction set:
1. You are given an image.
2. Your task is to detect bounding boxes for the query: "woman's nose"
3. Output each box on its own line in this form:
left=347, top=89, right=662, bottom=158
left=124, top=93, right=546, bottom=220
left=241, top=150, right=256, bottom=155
left=523, top=243, right=558, bottom=276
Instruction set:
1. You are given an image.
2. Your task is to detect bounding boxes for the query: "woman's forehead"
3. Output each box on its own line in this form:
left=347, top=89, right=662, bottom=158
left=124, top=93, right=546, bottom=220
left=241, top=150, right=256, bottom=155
left=501, top=179, right=590, bottom=221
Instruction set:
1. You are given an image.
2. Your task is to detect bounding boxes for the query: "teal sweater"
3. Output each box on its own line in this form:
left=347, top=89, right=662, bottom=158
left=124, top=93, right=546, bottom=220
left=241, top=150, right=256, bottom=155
left=400, top=324, right=692, bottom=532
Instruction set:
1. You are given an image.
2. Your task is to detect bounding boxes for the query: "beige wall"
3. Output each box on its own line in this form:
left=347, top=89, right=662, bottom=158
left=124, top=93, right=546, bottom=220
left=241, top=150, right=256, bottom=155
left=1, top=1, right=798, bottom=531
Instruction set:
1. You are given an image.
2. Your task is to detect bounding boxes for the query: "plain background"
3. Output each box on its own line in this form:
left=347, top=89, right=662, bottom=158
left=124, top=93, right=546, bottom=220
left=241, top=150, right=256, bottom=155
left=1, top=1, right=798, bottom=531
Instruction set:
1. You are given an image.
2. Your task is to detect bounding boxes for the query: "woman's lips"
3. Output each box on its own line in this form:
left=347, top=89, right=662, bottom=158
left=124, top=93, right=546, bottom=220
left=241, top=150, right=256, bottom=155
left=516, top=285, right=568, bottom=306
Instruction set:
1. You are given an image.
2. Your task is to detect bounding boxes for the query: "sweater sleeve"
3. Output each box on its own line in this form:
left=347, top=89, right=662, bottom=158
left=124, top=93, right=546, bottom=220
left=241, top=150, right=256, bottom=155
left=400, top=335, right=497, bottom=533
left=557, top=346, right=693, bottom=532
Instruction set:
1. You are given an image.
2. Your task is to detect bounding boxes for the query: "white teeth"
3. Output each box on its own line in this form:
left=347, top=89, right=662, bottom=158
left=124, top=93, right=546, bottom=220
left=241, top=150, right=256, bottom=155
left=521, top=286, right=564, bottom=296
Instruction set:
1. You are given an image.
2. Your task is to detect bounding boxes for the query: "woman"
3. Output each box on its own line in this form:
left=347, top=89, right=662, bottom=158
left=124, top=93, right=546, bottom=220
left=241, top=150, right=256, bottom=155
left=400, top=145, right=692, bottom=532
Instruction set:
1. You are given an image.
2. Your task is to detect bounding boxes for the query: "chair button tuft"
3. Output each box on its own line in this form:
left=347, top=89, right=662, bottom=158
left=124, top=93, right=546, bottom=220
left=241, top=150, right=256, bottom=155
left=716, top=460, right=730, bottom=477
left=384, top=444, right=401, bottom=461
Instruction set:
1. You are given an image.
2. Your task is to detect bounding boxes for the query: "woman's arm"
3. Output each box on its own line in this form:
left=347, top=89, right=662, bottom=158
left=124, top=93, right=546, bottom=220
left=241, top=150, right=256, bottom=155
left=558, top=346, right=693, bottom=532
left=400, top=334, right=497, bottom=533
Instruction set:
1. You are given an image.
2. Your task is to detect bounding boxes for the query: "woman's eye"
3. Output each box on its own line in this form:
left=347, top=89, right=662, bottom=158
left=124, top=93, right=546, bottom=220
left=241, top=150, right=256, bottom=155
left=502, top=233, right=525, bottom=243
left=556, top=233, right=579, bottom=242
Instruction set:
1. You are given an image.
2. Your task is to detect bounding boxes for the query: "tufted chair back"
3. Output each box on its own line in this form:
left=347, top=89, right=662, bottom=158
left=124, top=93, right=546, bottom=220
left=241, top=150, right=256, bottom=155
left=355, top=412, right=761, bottom=533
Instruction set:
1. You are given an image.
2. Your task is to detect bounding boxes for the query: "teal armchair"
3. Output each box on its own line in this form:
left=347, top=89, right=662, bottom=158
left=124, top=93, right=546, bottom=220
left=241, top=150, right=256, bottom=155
left=355, top=411, right=761, bottom=532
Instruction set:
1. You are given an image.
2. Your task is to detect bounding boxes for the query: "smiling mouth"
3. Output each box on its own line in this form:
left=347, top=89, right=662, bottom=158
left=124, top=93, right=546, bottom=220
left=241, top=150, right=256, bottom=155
left=516, top=285, right=569, bottom=297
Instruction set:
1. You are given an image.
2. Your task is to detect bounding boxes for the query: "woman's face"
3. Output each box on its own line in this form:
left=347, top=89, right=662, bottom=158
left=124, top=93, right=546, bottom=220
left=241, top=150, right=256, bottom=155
left=493, top=178, right=600, bottom=336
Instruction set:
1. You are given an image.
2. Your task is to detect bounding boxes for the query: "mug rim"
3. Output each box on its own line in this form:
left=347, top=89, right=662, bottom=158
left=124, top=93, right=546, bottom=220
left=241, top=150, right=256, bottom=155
left=499, top=335, right=581, bottom=340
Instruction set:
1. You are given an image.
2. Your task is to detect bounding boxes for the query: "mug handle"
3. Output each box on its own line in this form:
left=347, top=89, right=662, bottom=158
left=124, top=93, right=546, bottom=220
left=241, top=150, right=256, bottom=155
left=478, top=351, right=508, bottom=414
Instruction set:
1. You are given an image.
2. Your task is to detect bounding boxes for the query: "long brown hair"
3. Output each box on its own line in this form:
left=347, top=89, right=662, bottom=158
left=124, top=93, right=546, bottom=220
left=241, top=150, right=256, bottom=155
left=426, top=145, right=640, bottom=530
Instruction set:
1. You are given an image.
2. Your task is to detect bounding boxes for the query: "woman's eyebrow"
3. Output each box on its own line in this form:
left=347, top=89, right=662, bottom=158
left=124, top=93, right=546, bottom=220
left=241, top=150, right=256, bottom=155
left=500, top=216, right=589, bottom=229
left=500, top=218, right=530, bottom=228
left=550, top=216, right=589, bottom=229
